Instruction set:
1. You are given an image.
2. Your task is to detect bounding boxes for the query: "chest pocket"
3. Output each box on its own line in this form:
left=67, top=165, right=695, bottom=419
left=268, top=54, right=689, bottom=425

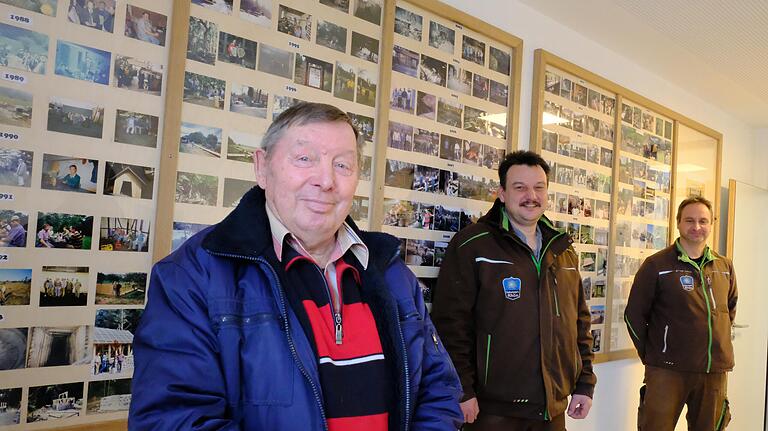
left=211, top=298, right=294, bottom=406
left=707, top=270, right=732, bottom=314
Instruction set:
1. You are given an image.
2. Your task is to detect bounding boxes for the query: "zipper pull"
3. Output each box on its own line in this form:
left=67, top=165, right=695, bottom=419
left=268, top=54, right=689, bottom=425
left=431, top=331, right=440, bottom=351
left=709, top=287, right=717, bottom=310
left=335, top=313, right=343, bottom=345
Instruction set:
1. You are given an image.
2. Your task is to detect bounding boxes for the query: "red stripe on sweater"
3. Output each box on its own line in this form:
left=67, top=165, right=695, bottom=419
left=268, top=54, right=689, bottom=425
left=302, top=301, right=384, bottom=359
left=327, top=412, right=388, bottom=431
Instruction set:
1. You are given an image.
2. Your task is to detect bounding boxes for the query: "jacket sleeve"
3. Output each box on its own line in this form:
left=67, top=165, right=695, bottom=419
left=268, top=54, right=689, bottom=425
left=406, top=265, right=464, bottom=431
left=430, top=232, right=479, bottom=401
left=573, top=254, right=596, bottom=398
left=727, top=259, right=738, bottom=323
left=624, top=257, right=658, bottom=362
left=128, top=261, right=239, bottom=431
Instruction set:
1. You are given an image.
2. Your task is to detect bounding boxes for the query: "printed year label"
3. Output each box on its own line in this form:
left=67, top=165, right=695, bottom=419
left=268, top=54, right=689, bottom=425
left=288, top=41, right=300, bottom=49
left=0, top=254, right=9, bottom=261
left=8, top=13, right=32, bottom=25
left=285, top=85, right=298, bottom=93
left=0, top=132, right=20, bottom=141
left=1, top=72, right=26, bottom=84
left=0, top=193, right=14, bottom=201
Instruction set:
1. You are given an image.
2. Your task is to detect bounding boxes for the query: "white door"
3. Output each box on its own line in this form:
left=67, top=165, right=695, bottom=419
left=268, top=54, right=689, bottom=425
left=726, top=179, right=768, bottom=431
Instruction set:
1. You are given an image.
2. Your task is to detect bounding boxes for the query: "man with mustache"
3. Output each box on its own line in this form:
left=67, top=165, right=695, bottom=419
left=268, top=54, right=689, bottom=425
left=432, top=150, right=596, bottom=430
left=129, top=102, right=462, bottom=430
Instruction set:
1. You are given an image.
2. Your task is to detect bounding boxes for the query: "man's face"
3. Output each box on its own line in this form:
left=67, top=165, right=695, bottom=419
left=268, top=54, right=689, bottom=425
left=255, top=121, right=359, bottom=244
left=677, top=202, right=711, bottom=246
left=498, top=164, right=548, bottom=228
left=69, top=166, right=77, bottom=175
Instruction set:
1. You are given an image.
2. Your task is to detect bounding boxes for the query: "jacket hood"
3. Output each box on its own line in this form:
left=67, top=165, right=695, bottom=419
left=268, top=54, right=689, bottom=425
left=201, top=186, right=401, bottom=270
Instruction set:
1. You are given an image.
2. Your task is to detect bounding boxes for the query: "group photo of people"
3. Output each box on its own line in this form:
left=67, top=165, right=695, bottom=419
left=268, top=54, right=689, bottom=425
left=38, top=266, right=89, bottom=307
left=35, top=212, right=93, bottom=250
left=98, top=217, right=150, bottom=252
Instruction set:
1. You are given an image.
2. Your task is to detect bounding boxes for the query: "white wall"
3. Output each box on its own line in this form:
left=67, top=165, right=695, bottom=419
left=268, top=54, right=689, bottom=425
left=438, top=1, right=760, bottom=429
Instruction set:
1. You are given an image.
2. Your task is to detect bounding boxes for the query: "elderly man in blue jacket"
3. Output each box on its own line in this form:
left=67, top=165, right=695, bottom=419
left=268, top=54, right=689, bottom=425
left=129, top=102, right=463, bottom=431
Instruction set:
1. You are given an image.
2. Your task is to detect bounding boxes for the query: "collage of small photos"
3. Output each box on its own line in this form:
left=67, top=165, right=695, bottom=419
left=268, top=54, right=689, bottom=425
left=0, top=0, right=170, bottom=427
left=610, top=99, right=673, bottom=353
left=172, top=0, right=385, bottom=248
left=540, top=66, right=617, bottom=354
left=388, top=0, right=514, bottom=303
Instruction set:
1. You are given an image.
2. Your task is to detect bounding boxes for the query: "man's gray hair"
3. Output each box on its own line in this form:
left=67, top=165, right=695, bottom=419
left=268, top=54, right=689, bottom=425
left=261, top=102, right=364, bottom=166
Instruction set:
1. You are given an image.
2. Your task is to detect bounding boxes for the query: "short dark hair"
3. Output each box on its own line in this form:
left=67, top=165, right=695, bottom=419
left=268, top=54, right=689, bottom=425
left=261, top=102, right=362, bottom=165
left=69, top=164, right=77, bottom=170
left=676, top=196, right=713, bottom=223
left=498, top=150, right=550, bottom=188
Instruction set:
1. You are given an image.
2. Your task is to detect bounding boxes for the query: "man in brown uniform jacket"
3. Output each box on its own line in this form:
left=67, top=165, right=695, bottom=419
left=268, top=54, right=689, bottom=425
left=432, top=151, right=596, bottom=431
left=625, top=196, right=737, bottom=430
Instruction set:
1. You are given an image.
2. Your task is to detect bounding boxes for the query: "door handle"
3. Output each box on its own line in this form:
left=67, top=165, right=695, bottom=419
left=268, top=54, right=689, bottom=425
left=731, top=323, right=749, bottom=340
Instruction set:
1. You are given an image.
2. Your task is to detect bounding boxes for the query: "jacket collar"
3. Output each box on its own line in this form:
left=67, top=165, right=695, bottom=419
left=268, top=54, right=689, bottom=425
left=674, top=238, right=716, bottom=266
left=202, top=187, right=399, bottom=270
left=480, top=198, right=570, bottom=253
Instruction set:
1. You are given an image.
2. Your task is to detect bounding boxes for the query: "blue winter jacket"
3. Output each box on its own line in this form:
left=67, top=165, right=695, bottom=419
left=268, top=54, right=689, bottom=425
left=129, top=187, right=463, bottom=430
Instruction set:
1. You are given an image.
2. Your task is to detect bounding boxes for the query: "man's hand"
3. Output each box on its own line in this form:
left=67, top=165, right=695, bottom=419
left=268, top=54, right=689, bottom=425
left=567, top=394, right=592, bottom=419
left=460, top=397, right=480, bottom=423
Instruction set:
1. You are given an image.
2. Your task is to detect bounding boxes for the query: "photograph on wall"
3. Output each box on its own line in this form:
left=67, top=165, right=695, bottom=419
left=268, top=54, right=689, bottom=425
left=171, top=221, right=209, bottom=252
left=26, top=382, right=84, bottom=423
left=356, top=68, right=377, bottom=107
left=388, top=121, right=413, bottom=151
left=333, top=61, right=355, bottom=101
left=113, top=55, right=163, bottom=96
left=96, top=271, right=146, bottom=305
left=471, top=74, right=488, bottom=100
left=99, top=217, right=150, bottom=252
left=87, top=378, right=132, bottom=415
left=230, top=84, right=268, bottom=118
left=192, top=0, right=232, bottom=14
left=0, top=328, right=27, bottom=370
left=39, top=266, right=88, bottom=307
left=295, top=54, right=333, bottom=92
left=0, top=209, right=27, bottom=248
left=187, top=16, right=218, bottom=65
left=40, top=155, right=98, bottom=194
left=0, top=22, right=48, bottom=74
left=0, top=0, right=57, bottom=16
left=347, top=112, right=374, bottom=141
left=350, top=195, right=369, bottom=223
left=66, top=0, right=116, bottom=32
left=392, top=45, right=418, bottom=77
left=353, top=0, right=382, bottom=25
left=26, top=326, right=89, bottom=368
left=447, top=65, right=471, bottom=95
left=461, top=35, right=485, bottom=66
left=223, top=178, right=256, bottom=207
left=92, top=308, right=143, bottom=379
left=489, top=46, right=510, bottom=75
left=0, top=388, right=22, bottom=426
left=180, top=122, right=223, bottom=158
left=394, top=6, right=421, bottom=41
left=272, top=94, right=300, bottom=119
left=47, top=97, right=104, bottom=138
left=437, top=97, right=462, bottom=127
left=0, top=85, right=33, bottom=129
left=320, top=0, right=347, bottom=13
left=183, top=71, right=225, bottom=109
left=413, top=128, right=438, bottom=156
left=0, top=268, right=31, bottom=305
left=124, top=5, right=167, bottom=46
left=218, top=31, right=257, bottom=69
left=114, top=109, right=159, bottom=148
left=489, top=80, right=508, bottom=106
left=316, top=20, right=347, bottom=54
left=405, top=239, right=434, bottom=266
left=240, top=0, right=272, bottom=26
left=175, top=171, right=218, bottom=206
left=419, top=54, right=447, bottom=87
left=351, top=31, right=379, bottom=63
left=54, top=40, right=111, bottom=85
left=384, top=159, right=414, bottom=189
left=35, top=211, right=94, bottom=249
left=103, top=161, right=154, bottom=200
left=257, top=44, right=294, bottom=79
left=226, top=130, right=261, bottom=163
left=277, top=4, right=311, bottom=40
left=390, top=87, right=415, bottom=113
left=428, top=21, right=454, bottom=54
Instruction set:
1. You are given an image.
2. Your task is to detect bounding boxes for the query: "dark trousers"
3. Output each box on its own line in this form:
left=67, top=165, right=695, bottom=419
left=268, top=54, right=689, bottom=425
left=638, top=365, right=731, bottom=431
left=464, top=413, right=566, bottom=431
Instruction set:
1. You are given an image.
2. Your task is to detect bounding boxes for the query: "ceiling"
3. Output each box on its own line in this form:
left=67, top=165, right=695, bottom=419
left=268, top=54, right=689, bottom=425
left=518, top=0, right=768, bottom=128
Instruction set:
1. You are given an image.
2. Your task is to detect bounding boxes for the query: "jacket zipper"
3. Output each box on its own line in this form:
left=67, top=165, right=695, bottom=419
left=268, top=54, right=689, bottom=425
left=681, top=252, right=714, bottom=373
left=394, top=306, right=412, bottom=431
left=707, top=275, right=716, bottom=310
left=312, top=265, right=343, bottom=345
left=662, top=325, right=668, bottom=353
left=207, top=251, right=329, bottom=431
left=508, top=230, right=565, bottom=317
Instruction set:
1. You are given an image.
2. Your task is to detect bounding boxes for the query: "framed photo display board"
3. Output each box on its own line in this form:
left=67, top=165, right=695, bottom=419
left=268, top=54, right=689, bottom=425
left=379, top=0, right=522, bottom=307
left=531, top=49, right=723, bottom=362
left=0, top=0, right=173, bottom=428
